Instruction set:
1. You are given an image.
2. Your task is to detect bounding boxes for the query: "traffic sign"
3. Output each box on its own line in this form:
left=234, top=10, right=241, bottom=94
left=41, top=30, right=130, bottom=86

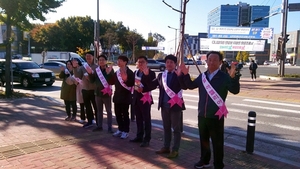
left=141, top=46, right=165, bottom=50
left=289, top=3, right=300, bottom=12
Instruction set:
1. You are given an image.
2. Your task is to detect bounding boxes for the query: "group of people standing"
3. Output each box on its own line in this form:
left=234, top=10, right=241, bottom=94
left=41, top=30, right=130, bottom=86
left=59, top=51, right=240, bottom=169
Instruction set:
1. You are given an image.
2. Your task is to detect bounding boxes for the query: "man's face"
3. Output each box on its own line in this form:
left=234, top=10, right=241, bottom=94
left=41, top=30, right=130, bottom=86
left=85, top=54, right=94, bottom=63
left=165, top=59, right=176, bottom=72
left=98, top=57, right=107, bottom=67
left=137, top=58, right=147, bottom=70
left=207, top=53, right=222, bottom=72
left=117, top=59, right=126, bottom=67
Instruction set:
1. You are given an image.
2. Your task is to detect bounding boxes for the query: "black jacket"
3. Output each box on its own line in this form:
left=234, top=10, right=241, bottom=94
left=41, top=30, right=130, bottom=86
left=132, top=69, right=156, bottom=106
left=146, top=71, right=187, bottom=111
left=109, top=67, right=134, bottom=104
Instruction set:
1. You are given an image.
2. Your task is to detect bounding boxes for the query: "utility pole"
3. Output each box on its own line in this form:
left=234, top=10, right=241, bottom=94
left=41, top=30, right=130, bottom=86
left=278, top=0, right=288, bottom=76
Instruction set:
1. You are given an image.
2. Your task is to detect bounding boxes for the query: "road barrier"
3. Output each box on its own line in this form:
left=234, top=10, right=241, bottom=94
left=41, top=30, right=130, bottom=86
left=246, top=111, right=256, bottom=154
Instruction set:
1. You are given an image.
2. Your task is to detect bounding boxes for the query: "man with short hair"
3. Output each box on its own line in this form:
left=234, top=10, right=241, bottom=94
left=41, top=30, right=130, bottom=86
left=130, top=56, right=156, bottom=147
left=89, top=54, right=114, bottom=133
left=177, top=51, right=240, bottom=169
left=73, top=51, right=97, bottom=128
left=145, top=55, right=186, bottom=158
left=108, top=55, right=134, bottom=139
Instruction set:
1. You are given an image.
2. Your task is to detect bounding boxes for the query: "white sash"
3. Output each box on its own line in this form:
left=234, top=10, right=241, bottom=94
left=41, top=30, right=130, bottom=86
left=135, top=71, right=152, bottom=104
left=202, top=73, right=228, bottom=120
left=96, top=67, right=112, bottom=96
left=116, top=69, right=132, bottom=91
left=162, top=71, right=183, bottom=108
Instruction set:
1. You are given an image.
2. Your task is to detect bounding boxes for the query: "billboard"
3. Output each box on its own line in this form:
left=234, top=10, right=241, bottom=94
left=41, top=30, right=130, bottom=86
left=200, top=38, right=265, bottom=51
left=142, top=46, right=165, bottom=50
left=208, top=26, right=274, bottom=40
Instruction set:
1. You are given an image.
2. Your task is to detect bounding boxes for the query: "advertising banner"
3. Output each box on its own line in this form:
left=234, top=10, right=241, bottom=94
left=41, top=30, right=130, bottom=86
left=208, top=26, right=273, bottom=40
left=200, top=38, right=265, bottom=51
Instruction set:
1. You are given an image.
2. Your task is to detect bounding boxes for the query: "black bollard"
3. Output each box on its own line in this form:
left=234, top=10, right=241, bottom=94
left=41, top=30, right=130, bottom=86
left=246, top=111, right=256, bottom=154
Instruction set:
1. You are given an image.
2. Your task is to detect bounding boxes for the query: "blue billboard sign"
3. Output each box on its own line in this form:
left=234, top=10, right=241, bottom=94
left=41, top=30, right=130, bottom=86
left=208, top=26, right=274, bottom=40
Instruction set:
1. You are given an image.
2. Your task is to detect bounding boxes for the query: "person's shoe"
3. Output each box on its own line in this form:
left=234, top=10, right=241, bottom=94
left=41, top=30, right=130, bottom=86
left=92, top=120, right=96, bottom=124
left=194, top=160, right=210, bottom=169
left=83, top=123, right=93, bottom=128
left=129, top=138, right=143, bottom=143
left=155, top=147, right=170, bottom=154
left=92, top=127, right=103, bottom=132
left=140, top=141, right=149, bottom=147
left=167, top=151, right=178, bottom=158
left=78, top=119, right=86, bottom=124
left=112, top=130, right=122, bottom=137
left=65, top=116, right=71, bottom=121
left=120, top=132, right=129, bottom=139
left=71, top=117, right=77, bottom=121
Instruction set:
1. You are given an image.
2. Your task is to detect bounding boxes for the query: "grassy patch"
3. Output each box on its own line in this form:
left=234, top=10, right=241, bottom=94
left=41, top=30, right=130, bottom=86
left=0, top=90, right=34, bottom=99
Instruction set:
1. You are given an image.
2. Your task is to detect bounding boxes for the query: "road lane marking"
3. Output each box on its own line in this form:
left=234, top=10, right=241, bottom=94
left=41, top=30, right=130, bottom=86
left=231, top=103, right=300, bottom=114
left=243, top=99, right=300, bottom=108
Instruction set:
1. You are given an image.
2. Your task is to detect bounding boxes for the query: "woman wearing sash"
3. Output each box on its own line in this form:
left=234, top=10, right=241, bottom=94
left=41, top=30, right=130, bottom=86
left=130, top=56, right=156, bottom=147
left=59, top=60, right=77, bottom=121
left=89, top=54, right=114, bottom=133
left=108, top=55, right=134, bottom=139
left=145, top=55, right=186, bottom=158
left=177, top=51, right=240, bottom=169
left=71, top=58, right=86, bottom=124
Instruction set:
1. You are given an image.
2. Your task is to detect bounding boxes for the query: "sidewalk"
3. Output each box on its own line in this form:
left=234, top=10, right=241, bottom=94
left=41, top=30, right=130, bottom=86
left=0, top=88, right=299, bottom=168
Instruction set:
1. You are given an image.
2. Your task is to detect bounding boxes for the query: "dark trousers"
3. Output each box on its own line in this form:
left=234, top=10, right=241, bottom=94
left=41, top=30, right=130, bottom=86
left=82, top=89, right=97, bottom=124
left=161, top=107, right=181, bottom=151
left=114, top=103, right=130, bottom=132
left=250, top=70, right=257, bottom=79
left=64, top=100, right=77, bottom=118
left=198, top=117, right=224, bottom=169
left=95, top=96, right=112, bottom=130
left=79, top=103, right=86, bottom=120
left=134, top=103, right=152, bottom=142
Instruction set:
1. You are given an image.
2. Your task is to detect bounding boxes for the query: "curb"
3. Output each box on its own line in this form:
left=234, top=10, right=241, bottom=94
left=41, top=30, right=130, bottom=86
left=259, top=75, right=300, bottom=81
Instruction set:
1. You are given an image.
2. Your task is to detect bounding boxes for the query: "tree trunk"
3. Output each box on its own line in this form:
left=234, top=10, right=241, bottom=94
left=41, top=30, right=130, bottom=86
left=5, top=16, right=12, bottom=97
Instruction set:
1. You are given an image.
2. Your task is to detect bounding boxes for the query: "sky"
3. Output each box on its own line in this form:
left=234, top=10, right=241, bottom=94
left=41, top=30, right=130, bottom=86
left=40, top=0, right=300, bottom=53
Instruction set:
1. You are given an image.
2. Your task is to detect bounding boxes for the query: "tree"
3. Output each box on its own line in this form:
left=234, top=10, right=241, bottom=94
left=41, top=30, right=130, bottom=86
left=126, top=30, right=142, bottom=62
left=0, top=0, right=65, bottom=97
left=101, top=28, right=118, bottom=59
left=241, top=51, right=249, bottom=62
left=152, top=33, right=165, bottom=46
left=236, top=51, right=242, bottom=62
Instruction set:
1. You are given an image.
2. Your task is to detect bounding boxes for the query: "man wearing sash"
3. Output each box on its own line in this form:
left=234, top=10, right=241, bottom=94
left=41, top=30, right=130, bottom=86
left=145, top=55, right=186, bottom=158
left=130, top=56, right=156, bottom=147
left=89, top=54, right=114, bottom=133
left=75, top=51, right=98, bottom=128
left=108, top=55, right=134, bottom=139
left=177, top=51, right=240, bottom=169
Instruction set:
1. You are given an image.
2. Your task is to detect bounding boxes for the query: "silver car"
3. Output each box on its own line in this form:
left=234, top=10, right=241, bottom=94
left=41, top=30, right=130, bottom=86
left=147, top=59, right=166, bottom=71
left=40, top=61, right=66, bottom=74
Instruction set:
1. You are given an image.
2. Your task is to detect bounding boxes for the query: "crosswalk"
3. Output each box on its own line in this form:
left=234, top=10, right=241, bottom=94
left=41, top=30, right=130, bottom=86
left=150, top=89, right=300, bottom=144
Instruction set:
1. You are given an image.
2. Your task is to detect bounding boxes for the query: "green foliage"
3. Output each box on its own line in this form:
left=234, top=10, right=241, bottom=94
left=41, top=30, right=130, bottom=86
left=0, top=0, right=65, bottom=97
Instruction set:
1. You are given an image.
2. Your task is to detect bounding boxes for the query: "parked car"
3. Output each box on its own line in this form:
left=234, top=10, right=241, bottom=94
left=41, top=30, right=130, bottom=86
left=0, top=59, right=56, bottom=88
left=155, top=59, right=165, bottom=63
left=39, top=61, right=66, bottom=74
left=147, top=59, right=166, bottom=71
left=264, top=61, right=278, bottom=66
left=47, top=56, right=86, bottom=65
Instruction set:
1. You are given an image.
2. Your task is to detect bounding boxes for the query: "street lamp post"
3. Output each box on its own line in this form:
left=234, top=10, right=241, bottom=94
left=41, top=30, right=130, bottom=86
left=168, top=26, right=178, bottom=54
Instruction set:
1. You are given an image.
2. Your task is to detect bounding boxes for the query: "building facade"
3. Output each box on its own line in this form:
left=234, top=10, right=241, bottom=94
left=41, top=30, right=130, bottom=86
left=270, top=30, right=300, bottom=66
left=206, top=2, right=270, bottom=61
left=183, top=33, right=208, bottom=57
